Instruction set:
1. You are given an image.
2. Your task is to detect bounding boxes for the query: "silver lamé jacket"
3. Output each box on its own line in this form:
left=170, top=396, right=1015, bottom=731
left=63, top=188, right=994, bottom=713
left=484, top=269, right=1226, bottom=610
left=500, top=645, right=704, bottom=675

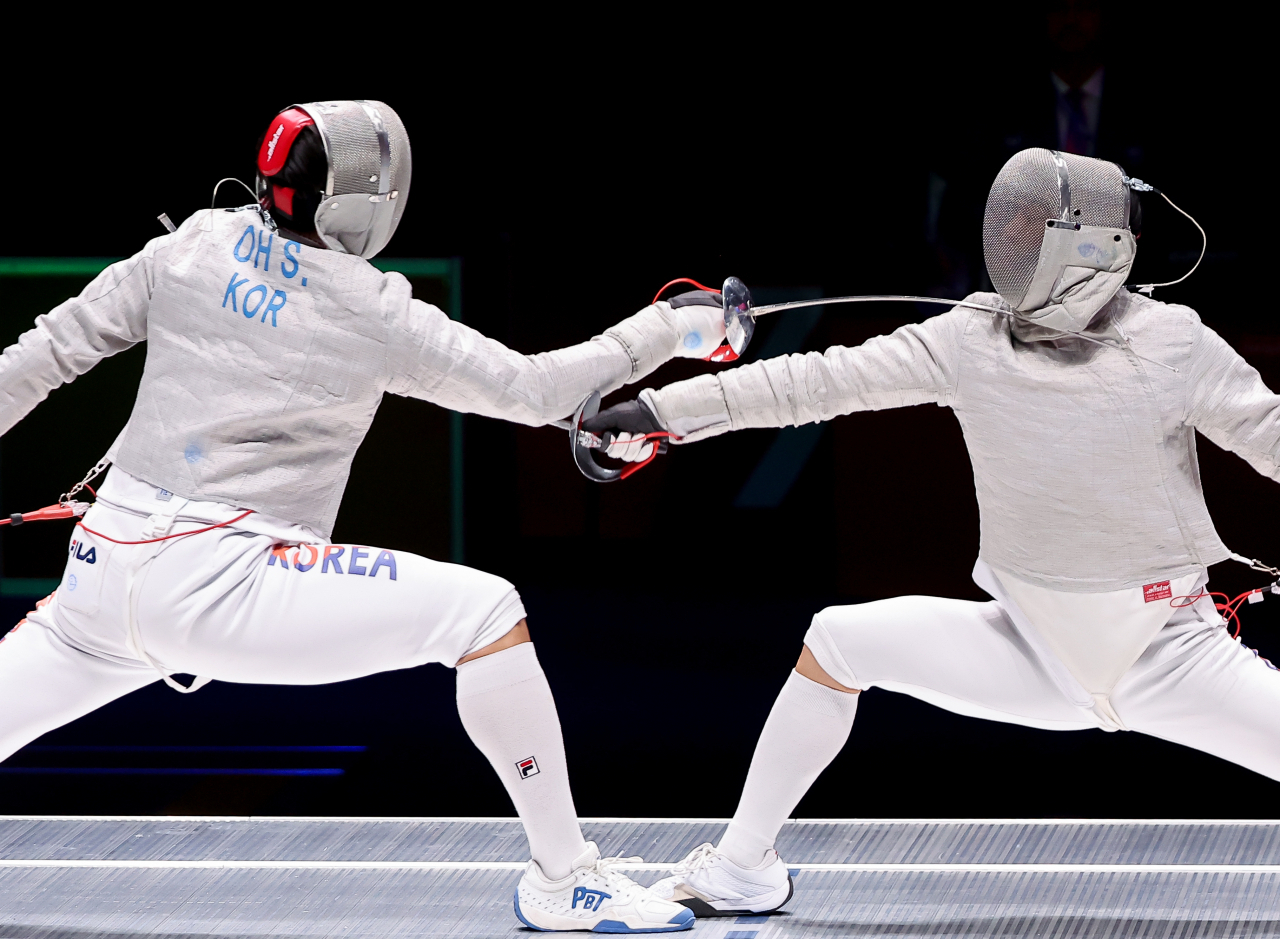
left=0, top=209, right=687, bottom=538
left=642, top=290, right=1280, bottom=592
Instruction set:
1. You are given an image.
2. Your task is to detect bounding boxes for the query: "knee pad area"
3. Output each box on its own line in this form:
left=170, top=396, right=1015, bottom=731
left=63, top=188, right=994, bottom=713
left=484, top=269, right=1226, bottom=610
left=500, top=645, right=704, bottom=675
left=806, top=597, right=951, bottom=691
left=804, top=609, right=862, bottom=690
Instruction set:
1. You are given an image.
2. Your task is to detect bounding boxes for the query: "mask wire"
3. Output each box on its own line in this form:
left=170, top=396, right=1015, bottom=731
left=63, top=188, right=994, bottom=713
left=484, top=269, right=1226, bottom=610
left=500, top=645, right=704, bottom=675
left=202, top=178, right=276, bottom=232
left=1131, top=191, right=1206, bottom=294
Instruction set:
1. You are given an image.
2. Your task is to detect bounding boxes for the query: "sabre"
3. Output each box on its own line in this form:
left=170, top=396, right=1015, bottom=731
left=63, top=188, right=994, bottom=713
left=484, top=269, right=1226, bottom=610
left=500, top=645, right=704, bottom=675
left=565, top=274, right=1189, bottom=482
left=549, top=418, right=605, bottom=451
left=553, top=394, right=672, bottom=483
left=718, top=276, right=1014, bottom=359
left=562, top=278, right=1017, bottom=483
left=720, top=276, right=1173, bottom=369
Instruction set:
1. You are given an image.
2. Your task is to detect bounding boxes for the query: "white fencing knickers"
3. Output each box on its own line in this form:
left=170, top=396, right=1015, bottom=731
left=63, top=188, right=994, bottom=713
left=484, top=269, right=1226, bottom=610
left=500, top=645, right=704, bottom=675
left=0, top=469, right=525, bottom=762
left=802, top=585, right=1280, bottom=782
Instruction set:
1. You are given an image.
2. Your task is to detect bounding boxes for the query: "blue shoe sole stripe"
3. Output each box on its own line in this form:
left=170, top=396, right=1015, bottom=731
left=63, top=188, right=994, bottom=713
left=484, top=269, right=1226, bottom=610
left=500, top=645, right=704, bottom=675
left=513, top=888, right=551, bottom=932
left=592, top=920, right=692, bottom=934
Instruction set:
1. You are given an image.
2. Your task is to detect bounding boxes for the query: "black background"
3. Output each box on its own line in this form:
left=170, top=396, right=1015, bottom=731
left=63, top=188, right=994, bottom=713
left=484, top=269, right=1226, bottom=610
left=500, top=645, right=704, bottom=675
left=0, top=4, right=1276, bottom=819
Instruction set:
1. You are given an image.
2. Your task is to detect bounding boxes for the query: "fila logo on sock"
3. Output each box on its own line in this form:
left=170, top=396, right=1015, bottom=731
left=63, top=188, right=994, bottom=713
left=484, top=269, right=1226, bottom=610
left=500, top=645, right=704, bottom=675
left=1143, top=581, right=1172, bottom=603
left=516, top=757, right=540, bottom=779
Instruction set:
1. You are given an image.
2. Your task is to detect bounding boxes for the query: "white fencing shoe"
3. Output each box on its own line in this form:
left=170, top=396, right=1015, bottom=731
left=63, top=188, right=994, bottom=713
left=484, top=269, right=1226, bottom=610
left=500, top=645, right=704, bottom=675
left=514, top=841, right=695, bottom=932
left=649, top=843, right=793, bottom=916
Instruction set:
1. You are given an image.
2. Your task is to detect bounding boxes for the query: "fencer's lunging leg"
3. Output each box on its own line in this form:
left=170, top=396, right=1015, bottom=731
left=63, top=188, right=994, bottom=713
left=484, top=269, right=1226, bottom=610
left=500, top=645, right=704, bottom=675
left=717, top=648, right=859, bottom=868
left=0, top=610, right=156, bottom=762
left=1111, top=612, right=1280, bottom=781
left=127, top=515, right=589, bottom=881
left=456, top=623, right=588, bottom=880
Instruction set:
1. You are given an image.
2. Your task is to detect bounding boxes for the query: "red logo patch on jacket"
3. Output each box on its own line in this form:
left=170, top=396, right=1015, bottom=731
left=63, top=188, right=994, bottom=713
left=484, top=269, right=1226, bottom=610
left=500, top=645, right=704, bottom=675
left=1143, top=581, right=1172, bottom=603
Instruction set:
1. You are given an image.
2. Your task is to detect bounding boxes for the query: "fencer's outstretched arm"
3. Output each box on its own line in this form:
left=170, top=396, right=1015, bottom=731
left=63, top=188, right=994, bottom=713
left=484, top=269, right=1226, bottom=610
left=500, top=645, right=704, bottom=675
left=619, top=301, right=1280, bottom=492
left=0, top=219, right=721, bottom=440
left=385, top=293, right=723, bottom=426
left=0, top=238, right=162, bottom=437
left=1185, top=322, right=1280, bottom=482
left=637, top=309, right=969, bottom=441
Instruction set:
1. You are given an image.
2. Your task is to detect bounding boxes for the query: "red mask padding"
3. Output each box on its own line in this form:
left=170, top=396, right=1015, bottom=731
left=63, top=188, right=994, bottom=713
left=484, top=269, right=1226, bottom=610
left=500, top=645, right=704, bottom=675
left=258, top=108, right=315, bottom=178
left=272, top=184, right=297, bottom=216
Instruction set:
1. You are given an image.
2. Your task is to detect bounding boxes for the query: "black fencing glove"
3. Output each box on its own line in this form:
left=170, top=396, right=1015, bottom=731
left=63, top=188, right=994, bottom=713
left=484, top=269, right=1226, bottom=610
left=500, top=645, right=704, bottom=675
left=582, top=398, right=667, bottom=462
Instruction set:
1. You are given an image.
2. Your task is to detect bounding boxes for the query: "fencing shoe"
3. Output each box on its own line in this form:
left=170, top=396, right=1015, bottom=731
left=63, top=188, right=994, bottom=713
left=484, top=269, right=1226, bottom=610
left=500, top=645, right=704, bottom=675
left=650, top=843, right=793, bottom=916
left=514, top=841, right=695, bottom=932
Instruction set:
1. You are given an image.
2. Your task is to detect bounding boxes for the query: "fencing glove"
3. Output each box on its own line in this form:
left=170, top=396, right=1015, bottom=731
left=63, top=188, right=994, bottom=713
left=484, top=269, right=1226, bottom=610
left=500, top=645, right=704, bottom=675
left=665, top=290, right=728, bottom=360
left=582, top=398, right=666, bottom=462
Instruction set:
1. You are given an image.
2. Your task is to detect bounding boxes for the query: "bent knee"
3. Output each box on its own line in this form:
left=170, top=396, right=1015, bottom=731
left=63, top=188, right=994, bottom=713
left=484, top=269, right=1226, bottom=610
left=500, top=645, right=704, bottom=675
left=805, top=596, right=958, bottom=689
left=455, top=582, right=528, bottom=665
left=797, top=643, right=859, bottom=692
left=804, top=608, right=862, bottom=690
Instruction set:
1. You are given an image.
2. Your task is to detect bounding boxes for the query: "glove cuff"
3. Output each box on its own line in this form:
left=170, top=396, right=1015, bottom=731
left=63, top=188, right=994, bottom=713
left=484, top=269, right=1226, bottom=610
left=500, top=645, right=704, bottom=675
left=640, top=378, right=732, bottom=443
left=637, top=395, right=663, bottom=431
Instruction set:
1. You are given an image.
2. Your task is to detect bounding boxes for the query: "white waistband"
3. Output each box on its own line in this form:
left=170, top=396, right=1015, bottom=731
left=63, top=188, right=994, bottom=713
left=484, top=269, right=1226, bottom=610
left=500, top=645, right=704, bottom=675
left=94, top=467, right=323, bottom=545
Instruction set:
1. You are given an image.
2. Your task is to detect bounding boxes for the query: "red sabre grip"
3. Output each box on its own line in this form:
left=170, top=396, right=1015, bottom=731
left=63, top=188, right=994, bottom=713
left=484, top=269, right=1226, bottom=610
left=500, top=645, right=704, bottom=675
left=0, top=503, right=90, bottom=527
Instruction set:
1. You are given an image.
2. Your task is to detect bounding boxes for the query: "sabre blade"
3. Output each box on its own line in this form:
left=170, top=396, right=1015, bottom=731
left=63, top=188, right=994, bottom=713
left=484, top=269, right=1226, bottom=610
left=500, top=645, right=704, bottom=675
left=749, top=295, right=1013, bottom=318
left=742, top=292, right=1179, bottom=373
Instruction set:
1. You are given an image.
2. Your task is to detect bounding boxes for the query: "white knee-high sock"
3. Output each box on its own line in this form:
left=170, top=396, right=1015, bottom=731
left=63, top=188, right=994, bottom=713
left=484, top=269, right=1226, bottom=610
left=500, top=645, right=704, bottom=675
left=718, top=670, right=858, bottom=868
left=456, top=642, right=587, bottom=880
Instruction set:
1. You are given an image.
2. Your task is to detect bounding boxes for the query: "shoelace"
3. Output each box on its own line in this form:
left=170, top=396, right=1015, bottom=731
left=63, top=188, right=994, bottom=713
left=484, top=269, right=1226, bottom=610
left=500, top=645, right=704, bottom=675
left=669, top=843, right=719, bottom=875
left=589, top=855, right=645, bottom=898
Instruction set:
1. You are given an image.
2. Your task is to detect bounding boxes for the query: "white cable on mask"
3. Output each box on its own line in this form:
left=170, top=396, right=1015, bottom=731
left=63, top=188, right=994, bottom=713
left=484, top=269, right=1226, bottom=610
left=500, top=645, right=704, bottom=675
left=201, top=178, right=275, bottom=232
left=1122, top=178, right=1207, bottom=295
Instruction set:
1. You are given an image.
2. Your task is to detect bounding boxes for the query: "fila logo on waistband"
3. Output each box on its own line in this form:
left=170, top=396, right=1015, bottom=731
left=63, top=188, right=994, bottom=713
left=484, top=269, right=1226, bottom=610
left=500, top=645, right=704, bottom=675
left=68, top=539, right=97, bottom=565
left=1143, top=581, right=1172, bottom=603
left=516, top=757, right=540, bottom=780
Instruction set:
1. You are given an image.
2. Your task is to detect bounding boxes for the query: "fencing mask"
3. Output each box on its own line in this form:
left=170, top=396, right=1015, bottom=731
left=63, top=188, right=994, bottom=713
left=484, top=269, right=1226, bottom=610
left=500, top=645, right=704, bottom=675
left=257, top=100, right=411, bottom=260
left=983, top=148, right=1137, bottom=335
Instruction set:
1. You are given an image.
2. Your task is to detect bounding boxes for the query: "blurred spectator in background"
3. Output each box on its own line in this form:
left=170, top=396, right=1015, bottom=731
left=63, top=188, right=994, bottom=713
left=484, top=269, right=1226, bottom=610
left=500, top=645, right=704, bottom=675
left=1049, top=0, right=1105, bottom=156
left=924, top=0, right=1147, bottom=298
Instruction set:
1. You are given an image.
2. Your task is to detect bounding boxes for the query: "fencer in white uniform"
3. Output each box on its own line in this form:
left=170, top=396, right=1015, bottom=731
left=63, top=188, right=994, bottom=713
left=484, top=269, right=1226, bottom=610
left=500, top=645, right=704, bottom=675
left=0, top=101, right=723, bottom=933
left=583, top=148, right=1280, bottom=916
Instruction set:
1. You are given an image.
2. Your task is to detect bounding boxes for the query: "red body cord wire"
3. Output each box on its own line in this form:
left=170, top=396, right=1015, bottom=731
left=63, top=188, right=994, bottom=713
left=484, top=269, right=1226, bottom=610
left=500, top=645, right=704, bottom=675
left=1172, top=588, right=1265, bottom=639
left=651, top=278, right=721, bottom=304
left=77, top=510, right=255, bottom=546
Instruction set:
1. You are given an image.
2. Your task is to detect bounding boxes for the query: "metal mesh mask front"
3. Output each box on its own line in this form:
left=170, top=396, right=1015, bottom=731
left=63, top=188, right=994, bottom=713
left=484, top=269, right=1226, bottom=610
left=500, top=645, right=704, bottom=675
left=297, top=100, right=412, bottom=259
left=984, top=148, right=1129, bottom=309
